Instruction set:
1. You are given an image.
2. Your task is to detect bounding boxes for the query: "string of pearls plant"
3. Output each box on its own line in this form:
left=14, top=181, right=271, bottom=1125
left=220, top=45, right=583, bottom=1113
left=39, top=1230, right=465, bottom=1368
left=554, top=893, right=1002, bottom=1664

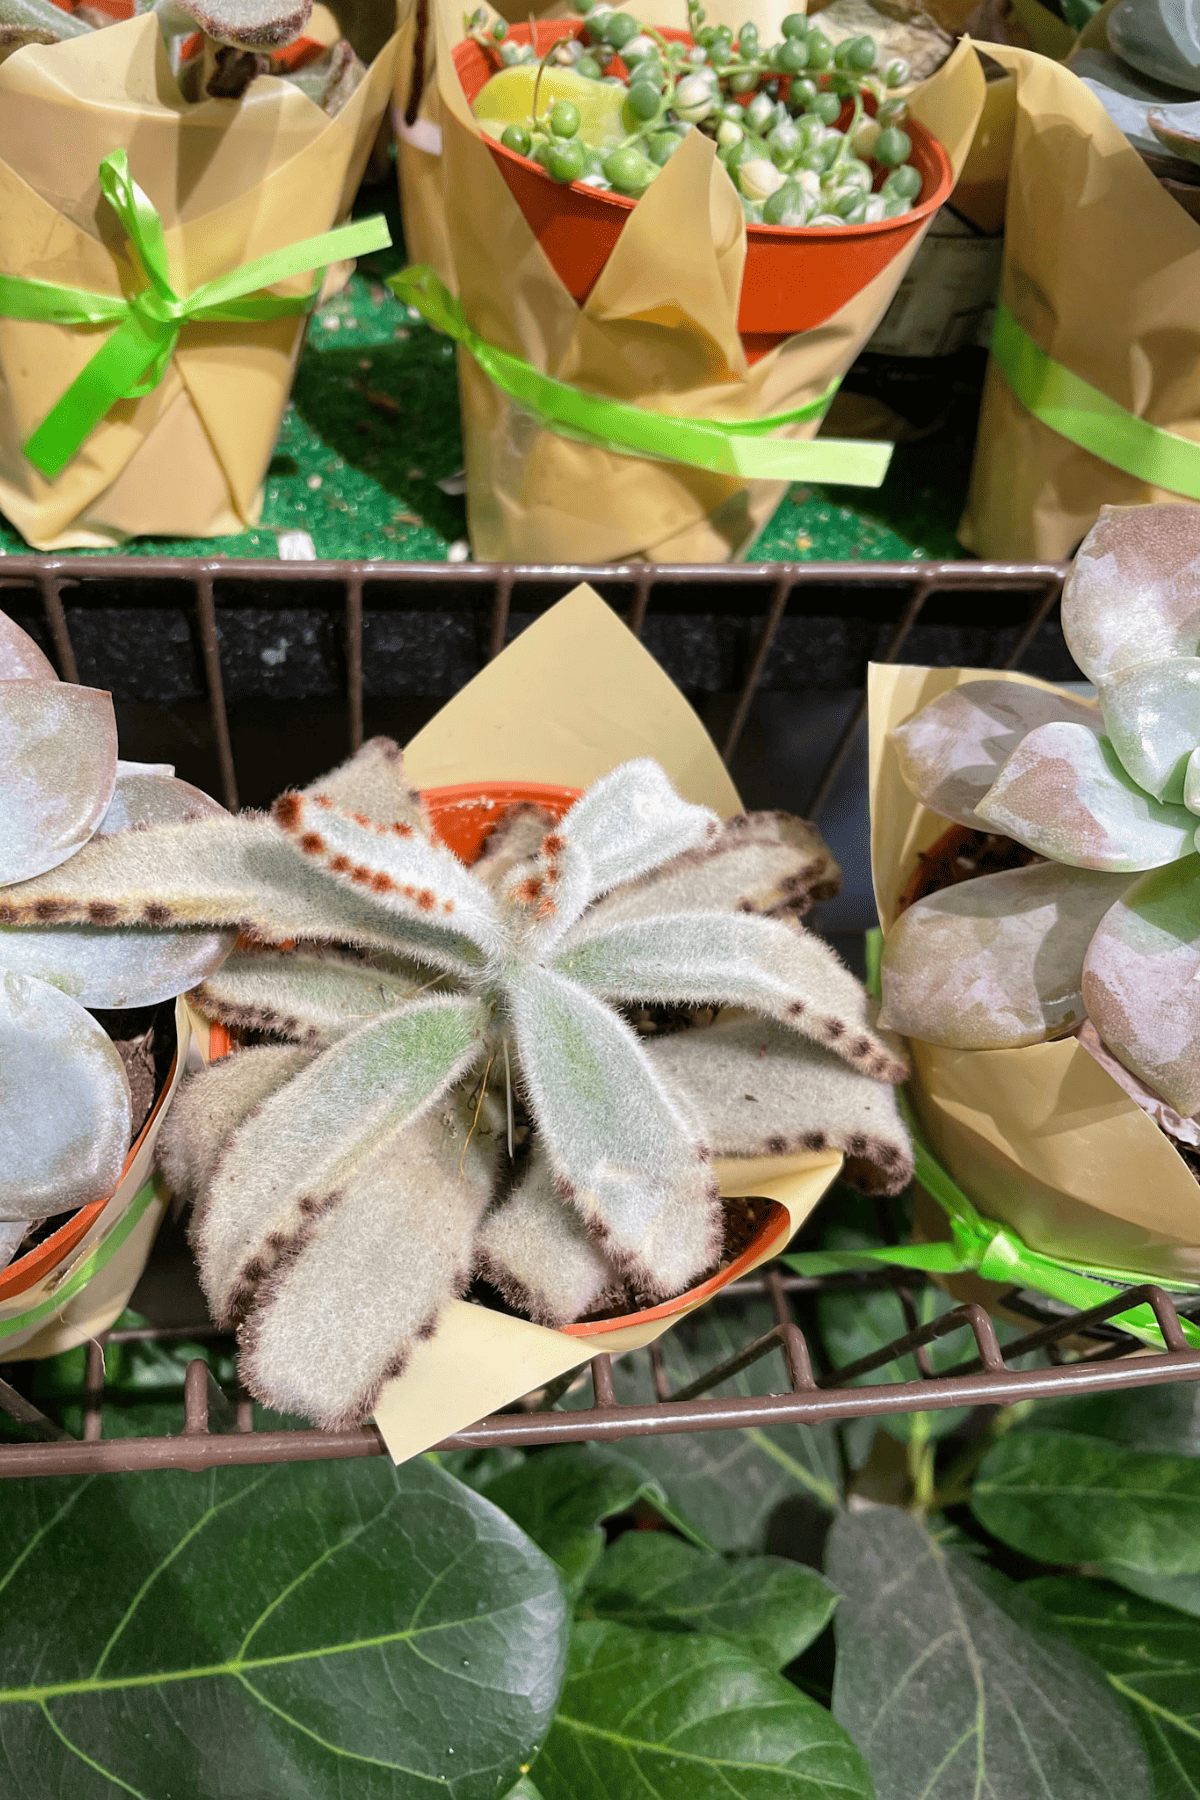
left=467, top=0, right=919, bottom=222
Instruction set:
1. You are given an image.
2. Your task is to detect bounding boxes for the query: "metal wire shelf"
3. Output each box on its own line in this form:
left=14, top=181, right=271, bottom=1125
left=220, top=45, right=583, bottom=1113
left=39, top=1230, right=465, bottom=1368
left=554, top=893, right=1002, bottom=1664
left=3, top=551, right=1199, bottom=1478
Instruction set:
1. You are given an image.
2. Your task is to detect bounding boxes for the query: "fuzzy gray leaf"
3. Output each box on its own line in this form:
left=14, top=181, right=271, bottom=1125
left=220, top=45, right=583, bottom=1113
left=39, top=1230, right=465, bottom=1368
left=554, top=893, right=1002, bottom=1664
left=171, top=0, right=311, bottom=49
left=507, top=963, right=720, bottom=1296
left=0, top=917, right=235, bottom=1010
left=0, top=971, right=131, bottom=1220
left=475, top=803, right=560, bottom=897
left=891, top=677, right=1101, bottom=829
left=576, top=811, right=841, bottom=929
left=239, top=1100, right=499, bottom=1428
left=560, top=911, right=907, bottom=1081
left=0, top=611, right=56, bottom=680
left=285, top=34, right=364, bottom=114
left=272, top=790, right=505, bottom=963
left=0, top=0, right=88, bottom=52
left=0, top=680, right=118, bottom=886
left=646, top=1011, right=913, bottom=1196
left=0, top=816, right=486, bottom=978
left=192, top=996, right=489, bottom=1321
left=193, top=949, right=427, bottom=1045
left=880, top=861, right=1135, bottom=1049
left=476, top=1149, right=623, bottom=1326
left=535, top=760, right=719, bottom=940
left=1063, top=503, right=1200, bottom=685
left=301, top=737, right=427, bottom=837
left=157, top=1043, right=318, bottom=1210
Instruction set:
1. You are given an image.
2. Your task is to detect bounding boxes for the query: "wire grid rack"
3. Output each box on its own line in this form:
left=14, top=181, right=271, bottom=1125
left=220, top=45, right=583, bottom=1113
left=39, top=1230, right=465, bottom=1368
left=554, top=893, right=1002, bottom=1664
left=3, top=551, right=1200, bottom=1479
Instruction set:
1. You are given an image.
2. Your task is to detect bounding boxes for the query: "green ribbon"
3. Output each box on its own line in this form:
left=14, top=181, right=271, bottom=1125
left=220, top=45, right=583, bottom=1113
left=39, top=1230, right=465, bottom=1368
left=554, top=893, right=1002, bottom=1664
left=990, top=302, right=1200, bottom=504
left=784, top=928, right=1200, bottom=1354
left=389, top=264, right=893, bottom=487
left=5, top=150, right=392, bottom=481
left=0, top=1176, right=162, bottom=1345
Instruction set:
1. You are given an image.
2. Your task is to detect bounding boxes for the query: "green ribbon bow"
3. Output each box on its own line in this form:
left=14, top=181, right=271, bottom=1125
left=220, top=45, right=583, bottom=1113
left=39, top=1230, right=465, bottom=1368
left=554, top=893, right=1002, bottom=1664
left=990, top=302, right=1200, bottom=503
left=784, top=929, right=1200, bottom=1353
left=3, top=150, right=392, bottom=482
left=390, top=264, right=893, bottom=487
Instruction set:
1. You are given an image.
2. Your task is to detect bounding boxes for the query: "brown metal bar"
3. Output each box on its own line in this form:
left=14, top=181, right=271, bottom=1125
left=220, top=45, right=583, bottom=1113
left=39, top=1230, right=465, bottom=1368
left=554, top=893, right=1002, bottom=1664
left=625, top=568, right=653, bottom=640
left=590, top=1354, right=616, bottom=1407
left=1001, top=578, right=1062, bottom=671
left=183, top=1359, right=210, bottom=1435
left=36, top=569, right=79, bottom=683
left=0, top=1375, right=69, bottom=1442
left=194, top=571, right=238, bottom=811
left=722, top=573, right=793, bottom=762
left=83, top=1339, right=106, bottom=1443
left=488, top=571, right=513, bottom=661
left=345, top=573, right=364, bottom=754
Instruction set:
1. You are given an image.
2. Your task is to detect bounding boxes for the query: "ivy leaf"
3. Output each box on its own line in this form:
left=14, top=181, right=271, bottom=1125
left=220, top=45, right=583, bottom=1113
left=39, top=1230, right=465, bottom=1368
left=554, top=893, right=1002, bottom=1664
left=559, top=1299, right=842, bottom=1549
left=972, top=1429, right=1200, bottom=1580
left=532, top=1620, right=873, bottom=1800
left=503, top=1782, right=545, bottom=1800
left=828, top=1508, right=1151, bottom=1800
left=433, top=1447, right=528, bottom=1490
left=481, top=1445, right=702, bottom=1595
left=0, top=1458, right=568, bottom=1799
left=1027, top=1577, right=1200, bottom=1800
left=817, top=1256, right=970, bottom=1444
left=581, top=1531, right=837, bottom=1667
left=1033, top=1384, right=1200, bottom=1458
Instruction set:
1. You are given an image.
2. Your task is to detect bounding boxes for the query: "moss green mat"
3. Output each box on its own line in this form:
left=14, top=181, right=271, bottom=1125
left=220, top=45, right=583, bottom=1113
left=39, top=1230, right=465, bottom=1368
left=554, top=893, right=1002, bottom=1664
left=0, top=176, right=978, bottom=565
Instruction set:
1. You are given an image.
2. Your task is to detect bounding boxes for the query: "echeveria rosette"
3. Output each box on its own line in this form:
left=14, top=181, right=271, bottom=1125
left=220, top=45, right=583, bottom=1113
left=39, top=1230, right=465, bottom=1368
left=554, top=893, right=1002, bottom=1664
left=880, top=501, right=1200, bottom=1124
left=0, top=610, right=233, bottom=1266
left=4, top=738, right=912, bottom=1427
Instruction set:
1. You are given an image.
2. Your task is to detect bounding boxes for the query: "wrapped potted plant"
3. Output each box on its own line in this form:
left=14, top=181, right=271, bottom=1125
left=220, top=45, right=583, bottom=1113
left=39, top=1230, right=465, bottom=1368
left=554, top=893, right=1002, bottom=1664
left=0, top=0, right=399, bottom=550
left=0, top=609, right=232, bottom=1358
left=865, top=501, right=1200, bottom=1330
left=0, top=587, right=913, bottom=1455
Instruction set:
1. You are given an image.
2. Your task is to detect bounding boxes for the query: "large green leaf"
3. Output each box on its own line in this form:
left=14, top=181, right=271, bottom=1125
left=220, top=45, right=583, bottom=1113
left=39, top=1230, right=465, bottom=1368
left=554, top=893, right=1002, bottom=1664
left=1032, top=1383, right=1200, bottom=1457
left=559, top=1300, right=842, bottom=1549
left=972, top=1429, right=1200, bottom=1578
left=828, top=1508, right=1151, bottom=1800
left=1028, top=1577, right=1200, bottom=1800
left=581, top=1530, right=837, bottom=1667
left=532, top=1620, right=873, bottom=1800
left=480, top=1445, right=699, bottom=1595
left=817, top=1253, right=970, bottom=1444
left=0, top=1458, right=568, bottom=1799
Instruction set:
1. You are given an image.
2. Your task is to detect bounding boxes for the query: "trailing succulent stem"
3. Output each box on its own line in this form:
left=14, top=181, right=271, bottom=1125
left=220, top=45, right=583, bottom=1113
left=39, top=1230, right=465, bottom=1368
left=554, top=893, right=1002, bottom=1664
left=9, top=736, right=911, bottom=1426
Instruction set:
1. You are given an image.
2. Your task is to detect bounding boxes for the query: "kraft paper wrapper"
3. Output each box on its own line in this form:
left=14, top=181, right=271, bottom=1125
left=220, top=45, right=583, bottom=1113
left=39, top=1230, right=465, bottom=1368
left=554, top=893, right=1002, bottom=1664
left=0, top=997, right=191, bottom=1360
left=868, top=661, right=1200, bottom=1283
left=367, top=584, right=846, bottom=1462
left=958, top=44, right=1200, bottom=562
left=406, top=0, right=982, bottom=563
left=0, top=16, right=399, bottom=552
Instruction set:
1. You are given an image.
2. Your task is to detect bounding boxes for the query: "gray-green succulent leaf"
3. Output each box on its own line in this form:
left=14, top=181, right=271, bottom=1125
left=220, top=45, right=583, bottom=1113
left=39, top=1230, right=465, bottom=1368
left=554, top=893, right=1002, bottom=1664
left=1107, top=0, right=1200, bottom=96
left=0, top=679, right=118, bottom=887
left=0, top=0, right=89, bottom=60
left=193, top=948, right=429, bottom=1046
left=883, top=502, right=1200, bottom=1126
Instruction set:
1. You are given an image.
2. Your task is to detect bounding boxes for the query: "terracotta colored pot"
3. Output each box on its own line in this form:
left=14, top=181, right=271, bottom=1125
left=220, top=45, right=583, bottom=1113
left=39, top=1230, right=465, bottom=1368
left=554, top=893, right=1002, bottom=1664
left=204, top=779, right=790, bottom=1337
left=454, top=21, right=955, bottom=357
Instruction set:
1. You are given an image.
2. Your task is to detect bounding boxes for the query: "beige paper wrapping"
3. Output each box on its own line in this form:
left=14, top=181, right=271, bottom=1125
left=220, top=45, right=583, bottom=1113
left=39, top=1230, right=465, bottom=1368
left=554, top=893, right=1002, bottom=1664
left=868, top=662, right=1200, bottom=1283
left=400, top=0, right=982, bottom=562
left=0, top=17, right=399, bottom=552
left=349, top=582, right=847, bottom=1460
left=0, top=997, right=192, bottom=1360
left=958, top=44, right=1200, bottom=562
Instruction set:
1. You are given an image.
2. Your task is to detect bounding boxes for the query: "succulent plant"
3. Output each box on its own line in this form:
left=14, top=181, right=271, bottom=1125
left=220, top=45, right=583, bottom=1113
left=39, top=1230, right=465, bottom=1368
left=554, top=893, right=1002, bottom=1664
left=0, top=0, right=368, bottom=111
left=1071, top=0, right=1200, bottom=167
left=880, top=502, right=1200, bottom=1127
left=0, top=610, right=232, bottom=1270
left=2, top=738, right=912, bottom=1425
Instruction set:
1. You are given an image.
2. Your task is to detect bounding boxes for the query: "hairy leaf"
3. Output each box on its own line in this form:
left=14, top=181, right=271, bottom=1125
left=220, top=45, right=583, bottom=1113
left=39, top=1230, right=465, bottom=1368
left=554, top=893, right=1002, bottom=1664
left=0, top=1217, right=28, bottom=1271
left=0, top=972, right=131, bottom=1221
left=0, top=681, right=118, bottom=886
left=1028, top=1577, right=1200, bottom=1800
left=0, top=0, right=88, bottom=52
left=533, top=1620, right=873, bottom=1800
left=174, top=0, right=311, bottom=48
left=558, top=1299, right=843, bottom=1541
left=475, top=803, right=559, bottom=897
left=561, top=911, right=906, bottom=1082
left=828, top=1508, right=1150, bottom=1800
left=157, top=1044, right=318, bottom=1209
left=301, top=737, right=426, bottom=836
left=892, top=677, right=1101, bottom=829
left=976, top=721, right=1197, bottom=871
left=1101, top=657, right=1200, bottom=803
left=507, top=964, right=720, bottom=1296
left=1063, top=503, right=1200, bottom=684
left=972, top=1429, right=1200, bottom=1580
left=1082, top=858, right=1200, bottom=1115
left=880, top=861, right=1134, bottom=1048
left=0, top=610, right=56, bottom=679
left=0, top=1457, right=569, bottom=1800
left=481, top=1445, right=687, bottom=1595
left=475, top=1150, right=622, bottom=1327
left=194, top=948, right=427, bottom=1045
left=582, top=1531, right=837, bottom=1667
left=192, top=996, right=489, bottom=1321
left=239, top=1099, right=500, bottom=1428
left=645, top=1011, right=913, bottom=1194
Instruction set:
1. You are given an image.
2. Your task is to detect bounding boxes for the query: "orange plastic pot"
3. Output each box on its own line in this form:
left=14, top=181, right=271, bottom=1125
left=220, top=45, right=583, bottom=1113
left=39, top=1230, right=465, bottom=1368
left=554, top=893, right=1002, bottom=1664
left=455, top=21, right=955, bottom=359
left=205, top=779, right=789, bottom=1334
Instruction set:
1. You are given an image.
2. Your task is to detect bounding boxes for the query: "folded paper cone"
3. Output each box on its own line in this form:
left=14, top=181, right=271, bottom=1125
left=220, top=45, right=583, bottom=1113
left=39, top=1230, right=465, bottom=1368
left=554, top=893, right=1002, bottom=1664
left=869, top=662, right=1200, bottom=1282
left=0, top=18, right=399, bottom=551
left=0, top=997, right=191, bottom=1360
